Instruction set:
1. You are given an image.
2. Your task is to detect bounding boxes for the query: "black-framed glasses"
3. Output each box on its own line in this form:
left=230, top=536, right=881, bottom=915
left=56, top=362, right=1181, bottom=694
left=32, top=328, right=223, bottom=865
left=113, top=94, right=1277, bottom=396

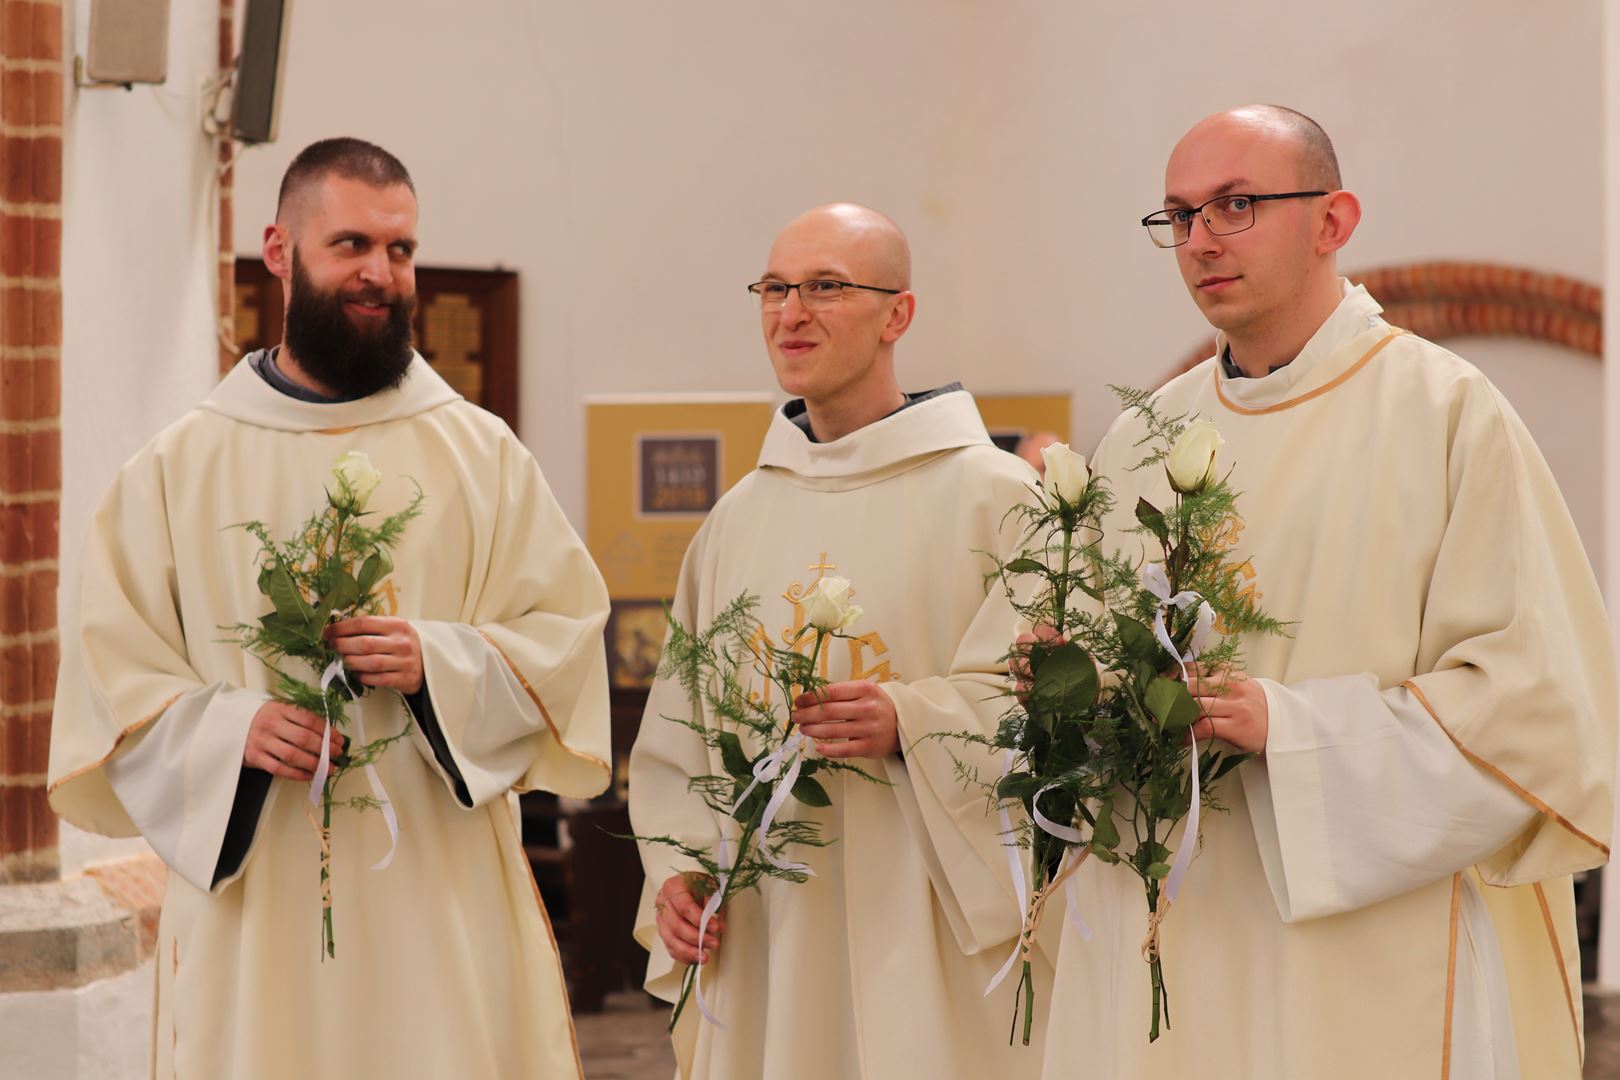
left=746, top=279, right=903, bottom=309
left=1140, top=191, right=1328, bottom=249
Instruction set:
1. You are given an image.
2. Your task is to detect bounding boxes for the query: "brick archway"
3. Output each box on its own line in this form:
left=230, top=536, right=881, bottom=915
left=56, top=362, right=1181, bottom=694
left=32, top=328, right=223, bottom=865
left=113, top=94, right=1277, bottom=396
left=1169, top=261, right=1602, bottom=378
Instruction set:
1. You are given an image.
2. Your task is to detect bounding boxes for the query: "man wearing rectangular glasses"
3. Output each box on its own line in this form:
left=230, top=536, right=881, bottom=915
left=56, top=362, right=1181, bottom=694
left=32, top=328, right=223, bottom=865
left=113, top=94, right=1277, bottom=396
left=630, top=203, right=1050, bottom=1078
left=1041, top=106, right=1614, bottom=1078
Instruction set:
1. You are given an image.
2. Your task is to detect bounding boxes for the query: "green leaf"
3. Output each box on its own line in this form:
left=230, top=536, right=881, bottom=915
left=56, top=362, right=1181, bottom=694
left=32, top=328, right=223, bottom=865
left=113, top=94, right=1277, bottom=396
left=1135, top=497, right=1169, bottom=546
left=1031, top=642, right=1099, bottom=715
left=1091, top=804, right=1119, bottom=850
left=1146, top=862, right=1171, bottom=880
left=1208, top=751, right=1253, bottom=784
left=1004, top=558, right=1051, bottom=576
left=716, top=732, right=750, bottom=779
left=321, top=569, right=361, bottom=614
left=357, top=551, right=389, bottom=595
left=268, top=563, right=315, bottom=628
left=1144, top=676, right=1200, bottom=732
left=1113, top=613, right=1160, bottom=665
left=790, top=775, right=831, bottom=808
left=995, top=770, right=1040, bottom=801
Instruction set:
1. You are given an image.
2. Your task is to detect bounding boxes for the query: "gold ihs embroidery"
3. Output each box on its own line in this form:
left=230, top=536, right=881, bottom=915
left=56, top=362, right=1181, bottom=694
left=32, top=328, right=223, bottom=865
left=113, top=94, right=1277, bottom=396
left=747, top=553, right=900, bottom=707
left=1205, top=517, right=1260, bottom=632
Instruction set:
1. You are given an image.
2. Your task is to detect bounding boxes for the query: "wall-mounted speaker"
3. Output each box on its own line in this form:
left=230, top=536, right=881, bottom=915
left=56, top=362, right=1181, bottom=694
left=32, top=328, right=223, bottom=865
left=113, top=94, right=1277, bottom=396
left=85, top=0, right=171, bottom=86
left=230, top=0, right=292, bottom=145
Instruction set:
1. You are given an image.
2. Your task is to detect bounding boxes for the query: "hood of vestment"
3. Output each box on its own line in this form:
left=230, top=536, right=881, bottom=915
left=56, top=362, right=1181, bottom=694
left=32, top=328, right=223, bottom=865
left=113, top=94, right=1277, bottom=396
left=198, top=353, right=461, bottom=432
left=1213, top=281, right=1397, bottom=413
left=756, top=387, right=994, bottom=491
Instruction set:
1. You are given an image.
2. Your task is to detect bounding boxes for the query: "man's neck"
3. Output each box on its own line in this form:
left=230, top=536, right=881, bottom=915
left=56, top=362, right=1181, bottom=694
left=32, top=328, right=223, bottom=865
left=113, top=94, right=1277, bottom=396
left=803, top=374, right=906, bottom=443
left=1224, top=276, right=1345, bottom=378
left=273, top=343, right=339, bottom=398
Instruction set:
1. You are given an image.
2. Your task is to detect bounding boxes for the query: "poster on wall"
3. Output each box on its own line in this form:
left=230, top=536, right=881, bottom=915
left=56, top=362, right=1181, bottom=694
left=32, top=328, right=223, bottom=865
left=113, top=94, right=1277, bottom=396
left=975, top=393, right=1072, bottom=454
left=586, top=395, right=776, bottom=689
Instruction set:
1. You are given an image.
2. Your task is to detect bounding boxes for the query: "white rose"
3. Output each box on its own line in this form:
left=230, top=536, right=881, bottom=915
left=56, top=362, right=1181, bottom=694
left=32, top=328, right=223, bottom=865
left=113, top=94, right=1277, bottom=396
left=333, top=450, right=383, bottom=511
left=1165, top=420, right=1224, bottom=495
left=803, top=576, right=862, bottom=632
left=1040, top=441, right=1088, bottom=504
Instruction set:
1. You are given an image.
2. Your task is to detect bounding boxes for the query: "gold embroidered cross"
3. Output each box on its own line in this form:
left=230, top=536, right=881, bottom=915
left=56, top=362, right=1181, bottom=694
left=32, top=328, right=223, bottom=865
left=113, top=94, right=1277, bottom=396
left=807, top=553, right=836, bottom=579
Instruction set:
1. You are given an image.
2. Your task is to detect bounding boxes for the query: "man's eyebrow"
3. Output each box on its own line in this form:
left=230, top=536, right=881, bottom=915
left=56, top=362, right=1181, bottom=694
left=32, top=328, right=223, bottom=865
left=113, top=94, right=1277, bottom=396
left=1164, top=179, right=1254, bottom=208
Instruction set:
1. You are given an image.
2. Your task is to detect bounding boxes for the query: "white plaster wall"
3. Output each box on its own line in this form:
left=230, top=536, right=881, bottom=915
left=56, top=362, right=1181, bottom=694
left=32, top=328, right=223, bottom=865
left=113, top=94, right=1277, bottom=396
left=57, top=0, right=223, bottom=874
left=229, top=1, right=1603, bottom=550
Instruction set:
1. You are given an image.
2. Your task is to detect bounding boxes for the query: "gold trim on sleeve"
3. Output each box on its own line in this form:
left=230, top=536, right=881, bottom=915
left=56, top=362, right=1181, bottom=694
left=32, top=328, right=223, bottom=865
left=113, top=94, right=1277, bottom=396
left=1441, top=872, right=1459, bottom=1080
left=1402, top=680, right=1609, bottom=859
left=475, top=629, right=610, bottom=775
left=46, top=692, right=186, bottom=795
left=1533, top=881, right=1584, bottom=1064
left=1214, top=330, right=1406, bottom=415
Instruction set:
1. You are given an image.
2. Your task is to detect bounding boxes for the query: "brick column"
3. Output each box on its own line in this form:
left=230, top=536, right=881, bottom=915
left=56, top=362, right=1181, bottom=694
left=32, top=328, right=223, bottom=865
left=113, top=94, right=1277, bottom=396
left=0, top=0, right=64, bottom=885
left=217, top=0, right=235, bottom=373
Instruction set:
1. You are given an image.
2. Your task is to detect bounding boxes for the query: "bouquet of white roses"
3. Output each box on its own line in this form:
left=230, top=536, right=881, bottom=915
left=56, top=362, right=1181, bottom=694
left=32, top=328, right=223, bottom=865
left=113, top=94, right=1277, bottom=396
left=634, top=576, right=886, bottom=1031
left=953, top=389, right=1283, bottom=1044
left=226, top=451, right=425, bottom=959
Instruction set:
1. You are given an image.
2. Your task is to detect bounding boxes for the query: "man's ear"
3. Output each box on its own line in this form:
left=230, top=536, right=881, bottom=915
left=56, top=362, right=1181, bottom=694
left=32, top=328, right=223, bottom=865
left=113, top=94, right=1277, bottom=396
left=263, top=224, right=292, bottom=280
left=1316, top=190, right=1361, bottom=257
left=880, top=292, right=917, bottom=345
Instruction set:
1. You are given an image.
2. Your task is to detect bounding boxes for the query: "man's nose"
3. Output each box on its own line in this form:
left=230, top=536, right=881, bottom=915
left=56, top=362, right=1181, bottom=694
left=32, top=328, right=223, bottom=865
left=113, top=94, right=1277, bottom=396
left=1185, top=211, right=1222, bottom=256
left=778, top=287, right=812, bottom=327
left=357, top=248, right=393, bottom=288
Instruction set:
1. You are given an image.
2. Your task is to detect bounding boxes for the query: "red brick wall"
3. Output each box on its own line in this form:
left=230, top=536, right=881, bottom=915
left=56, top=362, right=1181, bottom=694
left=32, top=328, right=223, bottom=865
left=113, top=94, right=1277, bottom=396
left=0, top=0, right=63, bottom=885
left=1171, top=261, right=1604, bottom=378
left=218, top=0, right=235, bottom=374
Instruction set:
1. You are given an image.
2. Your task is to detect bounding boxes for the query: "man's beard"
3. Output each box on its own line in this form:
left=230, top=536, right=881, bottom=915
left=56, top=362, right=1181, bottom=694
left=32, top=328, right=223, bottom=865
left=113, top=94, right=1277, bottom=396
left=283, top=250, right=416, bottom=400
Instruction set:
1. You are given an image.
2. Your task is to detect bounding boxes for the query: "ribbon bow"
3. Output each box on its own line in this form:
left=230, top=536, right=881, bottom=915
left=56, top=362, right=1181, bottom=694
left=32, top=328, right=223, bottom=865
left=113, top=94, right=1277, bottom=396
left=309, top=659, right=400, bottom=871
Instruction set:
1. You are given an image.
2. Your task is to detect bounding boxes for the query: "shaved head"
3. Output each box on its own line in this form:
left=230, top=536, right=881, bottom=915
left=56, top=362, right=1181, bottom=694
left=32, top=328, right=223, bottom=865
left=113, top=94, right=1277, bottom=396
left=276, top=137, right=415, bottom=228
left=771, top=203, right=912, bottom=290
left=1201, top=104, right=1341, bottom=191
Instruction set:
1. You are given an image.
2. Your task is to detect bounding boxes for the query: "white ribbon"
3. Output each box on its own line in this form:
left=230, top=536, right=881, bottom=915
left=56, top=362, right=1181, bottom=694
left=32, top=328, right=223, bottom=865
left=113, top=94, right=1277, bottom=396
left=1141, top=563, right=1215, bottom=682
left=1032, top=785, right=1094, bottom=941
left=1164, top=728, right=1200, bottom=905
left=692, top=832, right=730, bottom=1028
left=731, top=731, right=814, bottom=877
left=310, top=659, right=400, bottom=871
left=985, top=750, right=1030, bottom=998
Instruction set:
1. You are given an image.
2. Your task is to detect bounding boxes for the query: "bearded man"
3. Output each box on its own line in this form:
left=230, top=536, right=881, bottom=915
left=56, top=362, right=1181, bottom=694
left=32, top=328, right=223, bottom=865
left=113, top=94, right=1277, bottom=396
left=49, top=137, right=613, bottom=1078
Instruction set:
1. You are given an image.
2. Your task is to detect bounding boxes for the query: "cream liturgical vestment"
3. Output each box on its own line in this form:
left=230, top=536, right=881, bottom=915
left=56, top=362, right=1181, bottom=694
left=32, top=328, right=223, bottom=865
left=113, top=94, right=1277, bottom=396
left=49, top=355, right=613, bottom=1079
left=1041, top=283, right=1614, bottom=1079
left=630, top=388, right=1053, bottom=1079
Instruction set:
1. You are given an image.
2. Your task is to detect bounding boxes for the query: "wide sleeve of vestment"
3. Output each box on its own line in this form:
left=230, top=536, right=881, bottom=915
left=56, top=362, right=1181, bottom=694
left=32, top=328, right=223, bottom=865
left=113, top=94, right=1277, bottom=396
left=1243, top=376, right=1614, bottom=921
left=411, top=435, right=612, bottom=807
left=626, top=525, right=721, bottom=1003
left=48, top=451, right=270, bottom=892
left=879, top=462, right=1037, bottom=958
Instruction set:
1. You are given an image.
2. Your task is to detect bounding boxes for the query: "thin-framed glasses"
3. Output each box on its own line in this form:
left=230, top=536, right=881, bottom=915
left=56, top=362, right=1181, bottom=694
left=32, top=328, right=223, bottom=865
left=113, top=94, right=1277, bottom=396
left=747, top=279, right=903, bottom=309
left=1140, top=191, right=1328, bottom=249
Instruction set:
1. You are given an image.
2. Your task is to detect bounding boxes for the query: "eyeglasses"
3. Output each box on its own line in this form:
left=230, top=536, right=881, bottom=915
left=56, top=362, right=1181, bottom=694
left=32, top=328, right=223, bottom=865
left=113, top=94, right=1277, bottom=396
left=747, top=279, right=903, bottom=309
left=1140, top=191, right=1328, bottom=249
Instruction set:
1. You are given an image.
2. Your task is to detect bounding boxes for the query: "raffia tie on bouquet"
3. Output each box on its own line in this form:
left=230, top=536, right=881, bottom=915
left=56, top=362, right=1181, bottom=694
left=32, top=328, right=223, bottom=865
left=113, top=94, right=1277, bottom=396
left=300, top=798, right=333, bottom=915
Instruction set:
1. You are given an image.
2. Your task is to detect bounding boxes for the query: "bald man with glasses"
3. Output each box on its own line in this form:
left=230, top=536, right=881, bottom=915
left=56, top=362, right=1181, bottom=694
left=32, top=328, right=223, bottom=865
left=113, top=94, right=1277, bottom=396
left=1038, top=105, right=1612, bottom=1080
left=630, top=203, right=1052, bottom=1078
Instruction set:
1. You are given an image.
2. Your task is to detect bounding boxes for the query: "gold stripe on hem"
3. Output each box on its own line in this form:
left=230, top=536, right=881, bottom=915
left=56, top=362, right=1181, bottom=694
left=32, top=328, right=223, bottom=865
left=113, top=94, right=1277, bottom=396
left=475, top=629, right=611, bottom=777
left=1533, top=881, right=1584, bottom=1064
left=507, top=802, right=587, bottom=1077
left=1402, top=680, right=1610, bottom=859
left=46, top=692, right=185, bottom=796
left=1214, top=330, right=1406, bottom=415
left=1442, top=872, right=1460, bottom=1080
